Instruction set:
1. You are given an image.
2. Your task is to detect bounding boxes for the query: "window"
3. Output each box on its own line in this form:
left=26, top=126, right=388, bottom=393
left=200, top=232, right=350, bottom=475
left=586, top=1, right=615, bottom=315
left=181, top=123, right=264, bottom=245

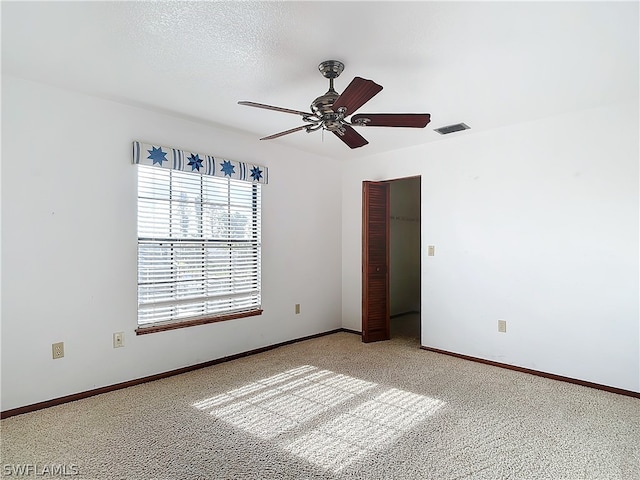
left=136, top=165, right=261, bottom=333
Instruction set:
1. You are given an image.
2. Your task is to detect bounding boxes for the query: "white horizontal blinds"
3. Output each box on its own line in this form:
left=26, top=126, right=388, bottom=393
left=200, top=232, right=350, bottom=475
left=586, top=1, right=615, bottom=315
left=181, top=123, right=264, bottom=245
left=137, top=165, right=261, bottom=326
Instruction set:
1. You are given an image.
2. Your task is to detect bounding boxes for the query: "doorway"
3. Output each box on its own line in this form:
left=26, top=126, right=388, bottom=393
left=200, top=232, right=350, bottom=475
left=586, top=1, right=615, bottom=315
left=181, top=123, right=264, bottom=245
left=362, top=176, right=421, bottom=344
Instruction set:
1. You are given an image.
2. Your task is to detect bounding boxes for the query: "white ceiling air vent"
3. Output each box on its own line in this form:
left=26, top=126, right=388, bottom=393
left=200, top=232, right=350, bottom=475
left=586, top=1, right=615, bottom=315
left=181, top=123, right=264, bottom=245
left=434, top=123, right=470, bottom=135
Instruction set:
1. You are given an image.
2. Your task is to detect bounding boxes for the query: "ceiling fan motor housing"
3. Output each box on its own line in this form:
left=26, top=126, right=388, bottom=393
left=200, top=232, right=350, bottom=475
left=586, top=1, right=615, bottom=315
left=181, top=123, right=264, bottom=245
left=311, top=91, right=339, bottom=114
left=310, top=94, right=346, bottom=132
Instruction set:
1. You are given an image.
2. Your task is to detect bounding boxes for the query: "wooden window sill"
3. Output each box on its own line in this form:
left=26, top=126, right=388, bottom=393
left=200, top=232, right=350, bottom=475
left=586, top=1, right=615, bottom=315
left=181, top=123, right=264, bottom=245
left=135, top=309, right=263, bottom=335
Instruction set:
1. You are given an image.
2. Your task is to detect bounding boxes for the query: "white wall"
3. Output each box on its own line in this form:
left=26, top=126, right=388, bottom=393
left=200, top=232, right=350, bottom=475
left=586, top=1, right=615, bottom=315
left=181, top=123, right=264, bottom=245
left=342, top=102, right=639, bottom=392
left=1, top=76, right=343, bottom=411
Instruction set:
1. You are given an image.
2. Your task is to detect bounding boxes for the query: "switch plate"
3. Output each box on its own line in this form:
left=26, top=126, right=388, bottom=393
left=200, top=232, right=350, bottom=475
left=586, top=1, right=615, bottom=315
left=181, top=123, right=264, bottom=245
left=113, top=332, right=124, bottom=348
left=498, top=320, right=507, bottom=333
left=52, top=342, right=64, bottom=359
left=295, top=304, right=301, bottom=314
left=428, top=245, right=435, bottom=256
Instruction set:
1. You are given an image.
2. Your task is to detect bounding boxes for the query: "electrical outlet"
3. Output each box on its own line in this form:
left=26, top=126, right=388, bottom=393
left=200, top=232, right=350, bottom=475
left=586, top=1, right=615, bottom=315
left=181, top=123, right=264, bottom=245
left=498, top=320, right=507, bottom=333
left=295, top=304, right=301, bottom=314
left=52, top=342, right=64, bottom=359
left=113, top=332, right=124, bottom=348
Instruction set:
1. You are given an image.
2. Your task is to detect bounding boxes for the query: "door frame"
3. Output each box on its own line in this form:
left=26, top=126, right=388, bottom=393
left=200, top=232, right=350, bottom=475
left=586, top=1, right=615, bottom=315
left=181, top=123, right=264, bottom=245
left=361, top=175, right=422, bottom=343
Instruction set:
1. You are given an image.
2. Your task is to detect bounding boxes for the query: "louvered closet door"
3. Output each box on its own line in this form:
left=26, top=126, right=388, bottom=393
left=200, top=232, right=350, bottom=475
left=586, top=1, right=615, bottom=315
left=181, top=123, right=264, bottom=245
left=362, top=181, right=390, bottom=343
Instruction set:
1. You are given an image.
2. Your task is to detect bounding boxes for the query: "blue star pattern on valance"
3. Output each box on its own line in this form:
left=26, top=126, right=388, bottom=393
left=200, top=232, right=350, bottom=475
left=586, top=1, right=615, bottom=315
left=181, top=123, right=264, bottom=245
left=220, top=160, right=235, bottom=177
left=132, top=141, right=268, bottom=184
left=147, top=146, right=167, bottom=165
left=250, top=166, right=263, bottom=181
left=188, top=153, right=203, bottom=171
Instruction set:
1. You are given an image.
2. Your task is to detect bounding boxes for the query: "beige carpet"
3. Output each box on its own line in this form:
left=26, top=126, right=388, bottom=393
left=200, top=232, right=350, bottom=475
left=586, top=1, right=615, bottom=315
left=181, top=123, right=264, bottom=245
left=2, top=320, right=639, bottom=479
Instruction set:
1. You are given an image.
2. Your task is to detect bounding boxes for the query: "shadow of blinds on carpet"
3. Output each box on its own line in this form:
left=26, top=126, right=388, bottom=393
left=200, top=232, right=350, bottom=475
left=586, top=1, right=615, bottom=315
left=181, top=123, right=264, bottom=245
left=192, top=365, right=445, bottom=473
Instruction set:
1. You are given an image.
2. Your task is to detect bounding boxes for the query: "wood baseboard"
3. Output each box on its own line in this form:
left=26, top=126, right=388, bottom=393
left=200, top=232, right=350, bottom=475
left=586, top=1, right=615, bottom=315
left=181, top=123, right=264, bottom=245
left=1, top=328, right=349, bottom=419
left=341, top=328, right=362, bottom=336
left=420, top=346, right=640, bottom=399
left=9, top=331, right=633, bottom=418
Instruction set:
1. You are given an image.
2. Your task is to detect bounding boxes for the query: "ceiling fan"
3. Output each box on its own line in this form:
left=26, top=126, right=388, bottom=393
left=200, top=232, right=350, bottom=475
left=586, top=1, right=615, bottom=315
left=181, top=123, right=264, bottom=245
left=238, top=60, right=431, bottom=149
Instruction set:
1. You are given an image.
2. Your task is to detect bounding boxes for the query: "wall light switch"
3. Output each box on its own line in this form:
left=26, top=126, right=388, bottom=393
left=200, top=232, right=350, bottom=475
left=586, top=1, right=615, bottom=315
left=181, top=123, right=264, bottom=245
left=498, top=320, right=507, bottom=333
left=428, top=245, right=435, bottom=256
left=295, top=304, right=301, bottom=315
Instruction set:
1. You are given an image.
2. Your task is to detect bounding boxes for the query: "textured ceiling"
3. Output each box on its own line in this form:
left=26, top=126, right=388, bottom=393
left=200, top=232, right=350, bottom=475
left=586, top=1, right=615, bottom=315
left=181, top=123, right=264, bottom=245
left=2, top=1, right=638, bottom=160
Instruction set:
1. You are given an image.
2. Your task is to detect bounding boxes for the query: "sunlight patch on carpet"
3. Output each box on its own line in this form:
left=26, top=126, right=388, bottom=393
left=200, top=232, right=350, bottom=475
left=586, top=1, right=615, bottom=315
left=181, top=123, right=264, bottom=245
left=192, top=365, right=377, bottom=439
left=192, top=365, right=318, bottom=410
left=192, top=366, right=445, bottom=471
left=283, top=388, right=445, bottom=472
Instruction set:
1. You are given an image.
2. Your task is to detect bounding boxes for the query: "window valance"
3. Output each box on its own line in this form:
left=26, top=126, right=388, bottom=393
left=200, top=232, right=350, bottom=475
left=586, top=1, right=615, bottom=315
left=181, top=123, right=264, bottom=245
left=132, top=141, right=268, bottom=184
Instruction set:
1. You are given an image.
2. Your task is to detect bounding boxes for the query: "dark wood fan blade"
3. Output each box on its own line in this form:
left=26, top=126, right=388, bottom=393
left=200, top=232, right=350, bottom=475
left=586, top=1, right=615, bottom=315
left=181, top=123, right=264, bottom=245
left=351, top=113, right=431, bottom=128
left=333, top=125, right=369, bottom=149
left=238, top=101, right=314, bottom=117
left=260, top=125, right=309, bottom=140
left=332, top=77, right=383, bottom=116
